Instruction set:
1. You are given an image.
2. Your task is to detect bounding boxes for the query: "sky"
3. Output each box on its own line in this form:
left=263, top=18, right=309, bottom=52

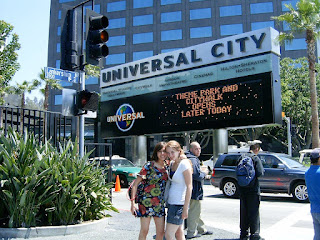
left=0, top=0, right=51, bottom=99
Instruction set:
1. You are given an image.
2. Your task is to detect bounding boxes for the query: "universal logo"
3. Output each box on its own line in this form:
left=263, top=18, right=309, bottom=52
left=106, top=104, right=145, bottom=132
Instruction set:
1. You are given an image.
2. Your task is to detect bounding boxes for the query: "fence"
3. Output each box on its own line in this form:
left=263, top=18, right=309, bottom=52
left=0, top=106, right=75, bottom=146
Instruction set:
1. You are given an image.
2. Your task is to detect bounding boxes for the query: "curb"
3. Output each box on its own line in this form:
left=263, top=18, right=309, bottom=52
left=0, top=218, right=109, bottom=238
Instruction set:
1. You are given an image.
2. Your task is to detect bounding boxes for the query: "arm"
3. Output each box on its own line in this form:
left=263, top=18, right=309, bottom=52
left=254, top=155, right=264, bottom=177
left=130, top=176, right=143, bottom=215
left=191, top=157, right=206, bottom=182
left=182, top=168, right=193, bottom=220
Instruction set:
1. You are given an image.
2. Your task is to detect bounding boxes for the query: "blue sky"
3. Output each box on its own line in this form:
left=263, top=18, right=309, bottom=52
left=0, top=0, right=51, bottom=99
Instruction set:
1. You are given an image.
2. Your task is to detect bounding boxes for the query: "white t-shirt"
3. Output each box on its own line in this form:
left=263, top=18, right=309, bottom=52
left=167, top=159, right=192, bottom=205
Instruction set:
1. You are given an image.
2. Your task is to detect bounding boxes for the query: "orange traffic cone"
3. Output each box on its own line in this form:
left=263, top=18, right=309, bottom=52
left=115, top=175, right=121, bottom=192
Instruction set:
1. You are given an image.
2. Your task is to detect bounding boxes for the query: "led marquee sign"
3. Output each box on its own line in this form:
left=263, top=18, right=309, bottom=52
left=100, top=28, right=282, bottom=138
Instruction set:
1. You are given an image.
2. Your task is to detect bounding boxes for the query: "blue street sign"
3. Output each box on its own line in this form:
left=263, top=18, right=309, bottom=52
left=45, top=67, right=79, bottom=83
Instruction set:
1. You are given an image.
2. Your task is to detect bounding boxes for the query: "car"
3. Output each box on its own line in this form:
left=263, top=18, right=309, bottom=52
left=210, top=152, right=309, bottom=202
left=90, top=155, right=141, bottom=188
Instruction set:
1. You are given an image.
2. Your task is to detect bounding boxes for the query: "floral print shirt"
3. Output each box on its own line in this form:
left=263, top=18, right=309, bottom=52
left=137, top=161, right=168, bottom=217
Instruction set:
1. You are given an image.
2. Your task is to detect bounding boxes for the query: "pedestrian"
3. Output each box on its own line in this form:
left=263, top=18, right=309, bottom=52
left=238, top=143, right=264, bottom=240
left=185, top=141, right=213, bottom=239
left=165, top=140, right=193, bottom=240
left=130, top=141, right=168, bottom=240
left=305, top=148, right=320, bottom=240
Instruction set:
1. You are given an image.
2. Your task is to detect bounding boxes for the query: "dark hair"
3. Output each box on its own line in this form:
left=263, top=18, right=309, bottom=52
left=310, top=157, right=319, bottom=164
left=151, top=141, right=167, bottom=162
left=250, top=144, right=260, bottom=151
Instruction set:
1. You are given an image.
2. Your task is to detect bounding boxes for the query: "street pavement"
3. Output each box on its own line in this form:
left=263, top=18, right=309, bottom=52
left=3, top=183, right=314, bottom=240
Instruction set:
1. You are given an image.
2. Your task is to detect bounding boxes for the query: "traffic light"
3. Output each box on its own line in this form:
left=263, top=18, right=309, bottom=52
left=60, top=9, right=81, bottom=71
left=85, top=9, right=109, bottom=66
left=77, top=90, right=99, bottom=112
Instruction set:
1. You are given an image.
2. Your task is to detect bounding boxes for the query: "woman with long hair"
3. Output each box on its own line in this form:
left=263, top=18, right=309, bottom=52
left=165, top=140, right=193, bottom=240
left=130, top=141, right=168, bottom=240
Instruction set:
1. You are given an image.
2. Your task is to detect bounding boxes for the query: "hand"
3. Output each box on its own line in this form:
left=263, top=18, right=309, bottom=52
left=182, top=208, right=188, bottom=219
left=130, top=204, right=137, bottom=216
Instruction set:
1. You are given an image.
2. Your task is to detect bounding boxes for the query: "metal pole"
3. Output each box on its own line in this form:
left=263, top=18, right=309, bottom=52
left=79, top=71, right=85, bottom=157
left=283, top=116, right=292, bottom=157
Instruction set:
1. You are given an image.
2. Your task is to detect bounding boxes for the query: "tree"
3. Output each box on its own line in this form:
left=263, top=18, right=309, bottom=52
left=37, top=68, right=62, bottom=111
left=0, top=20, right=21, bottom=104
left=272, top=0, right=320, bottom=148
left=12, top=80, right=41, bottom=109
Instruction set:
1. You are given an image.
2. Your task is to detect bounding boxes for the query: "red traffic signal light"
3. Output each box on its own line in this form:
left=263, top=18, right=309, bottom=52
left=86, top=9, right=109, bottom=66
left=77, top=90, right=99, bottom=112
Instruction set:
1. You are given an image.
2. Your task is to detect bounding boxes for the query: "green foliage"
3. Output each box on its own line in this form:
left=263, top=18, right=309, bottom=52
left=0, top=20, right=21, bottom=104
left=0, top=128, right=117, bottom=228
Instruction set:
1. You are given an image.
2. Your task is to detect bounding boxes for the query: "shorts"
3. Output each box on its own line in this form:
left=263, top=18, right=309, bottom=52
left=166, top=204, right=184, bottom=225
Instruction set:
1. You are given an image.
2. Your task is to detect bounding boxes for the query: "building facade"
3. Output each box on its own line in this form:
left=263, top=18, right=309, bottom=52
left=48, top=0, right=307, bottom=160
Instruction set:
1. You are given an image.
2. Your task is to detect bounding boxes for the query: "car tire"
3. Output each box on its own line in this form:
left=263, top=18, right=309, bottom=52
left=292, top=181, right=308, bottom=203
left=119, top=175, right=128, bottom=188
left=222, top=179, right=239, bottom=198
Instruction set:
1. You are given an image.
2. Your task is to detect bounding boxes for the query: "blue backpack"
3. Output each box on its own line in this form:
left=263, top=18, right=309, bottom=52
left=236, top=155, right=256, bottom=187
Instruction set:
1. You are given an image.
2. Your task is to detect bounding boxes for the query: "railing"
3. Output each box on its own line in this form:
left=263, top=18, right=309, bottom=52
left=0, top=106, right=75, bottom=146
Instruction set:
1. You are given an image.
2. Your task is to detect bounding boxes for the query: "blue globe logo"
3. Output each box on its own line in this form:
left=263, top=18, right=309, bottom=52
left=116, top=104, right=135, bottom=132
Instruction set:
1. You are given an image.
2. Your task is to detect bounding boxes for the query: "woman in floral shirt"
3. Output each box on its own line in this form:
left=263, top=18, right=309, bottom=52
left=130, top=141, right=168, bottom=240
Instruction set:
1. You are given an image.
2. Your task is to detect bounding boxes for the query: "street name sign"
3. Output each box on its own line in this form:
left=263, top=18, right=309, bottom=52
left=45, top=67, right=79, bottom=83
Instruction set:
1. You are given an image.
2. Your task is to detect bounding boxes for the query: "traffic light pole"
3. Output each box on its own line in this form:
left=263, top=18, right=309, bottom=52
left=79, top=71, right=85, bottom=157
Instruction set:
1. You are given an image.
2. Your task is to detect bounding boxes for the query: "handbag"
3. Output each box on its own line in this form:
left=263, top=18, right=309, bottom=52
left=164, top=178, right=171, bottom=202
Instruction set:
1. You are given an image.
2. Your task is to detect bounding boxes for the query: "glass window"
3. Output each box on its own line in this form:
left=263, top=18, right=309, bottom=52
left=58, top=11, right=62, bottom=20
left=86, top=76, right=98, bottom=85
left=56, top=60, right=60, bottom=69
left=109, top=18, right=126, bottom=29
left=190, top=26, right=212, bottom=38
left=220, top=24, right=243, bottom=36
left=285, top=38, right=307, bottom=50
left=161, top=48, right=181, bottom=53
left=161, top=0, right=181, bottom=5
left=250, top=2, right=273, bottom=14
left=282, top=0, right=298, bottom=11
left=133, top=51, right=154, bottom=61
left=59, top=81, right=72, bottom=87
left=161, top=11, right=182, bottom=23
left=134, top=0, right=153, bottom=8
left=133, top=15, right=153, bottom=26
left=57, top=26, right=61, bottom=36
left=59, top=0, right=74, bottom=2
left=161, top=29, right=182, bottom=41
left=283, top=21, right=291, bottom=31
left=220, top=5, right=242, bottom=17
left=190, top=8, right=211, bottom=20
left=251, top=21, right=274, bottom=30
left=107, top=1, right=126, bottom=12
left=107, top=53, right=126, bottom=65
left=54, top=95, right=62, bottom=105
left=108, top=36, right=126, bottom=46
left=57, top=43, right=60, bottom=53
left=133, top=32, right=153, bottom=44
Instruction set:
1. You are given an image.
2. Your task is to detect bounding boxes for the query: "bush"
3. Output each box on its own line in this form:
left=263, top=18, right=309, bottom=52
left=0, top=128, right=117, bottom=228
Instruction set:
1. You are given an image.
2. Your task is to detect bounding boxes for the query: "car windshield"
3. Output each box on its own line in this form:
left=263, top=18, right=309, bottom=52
left=111, top=159, right=135, bottom=168
left=278, top=155, right=304, bottom=168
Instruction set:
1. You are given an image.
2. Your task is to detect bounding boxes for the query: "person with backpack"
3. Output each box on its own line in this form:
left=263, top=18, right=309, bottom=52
left=237, top=143, right=264, bottom=240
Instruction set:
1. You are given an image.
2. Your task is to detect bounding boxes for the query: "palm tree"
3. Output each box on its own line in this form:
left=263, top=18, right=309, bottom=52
left=272, top=0, right=320, bottom=148
left=38, top=68, right=62, bottom=111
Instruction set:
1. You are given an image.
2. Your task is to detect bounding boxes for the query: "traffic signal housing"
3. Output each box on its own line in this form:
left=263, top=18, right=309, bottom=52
left=60, top=9, right=81, bottom=71
left=86, top=9, right=109, bottom=66
left=77, top=90, right=99, bottom=113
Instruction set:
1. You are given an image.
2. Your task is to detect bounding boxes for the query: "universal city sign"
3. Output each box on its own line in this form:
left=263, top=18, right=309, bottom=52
left=100, top=27, right=280, bottom=88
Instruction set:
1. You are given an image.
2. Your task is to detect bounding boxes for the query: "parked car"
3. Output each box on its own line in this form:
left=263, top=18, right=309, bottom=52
left=90, top=155, right=141, bottom=188
left=210, top=152, right=309, bottom=202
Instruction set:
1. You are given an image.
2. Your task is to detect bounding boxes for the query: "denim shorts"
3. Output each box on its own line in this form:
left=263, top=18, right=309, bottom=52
left=167, top=204, right=184, bottom=225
